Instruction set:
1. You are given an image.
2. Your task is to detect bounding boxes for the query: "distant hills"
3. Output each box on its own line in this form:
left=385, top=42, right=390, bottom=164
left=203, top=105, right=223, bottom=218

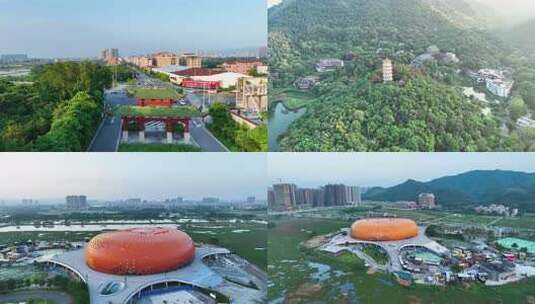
left=364, top=170, right=535, bottom=211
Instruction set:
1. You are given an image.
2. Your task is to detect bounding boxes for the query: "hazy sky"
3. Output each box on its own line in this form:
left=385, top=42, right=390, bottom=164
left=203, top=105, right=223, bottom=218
left=0, top=0, right=267, bottom=58
left=268, top=153, right=535, bottom=188
left=0, top=153, right=267, bottom=201
left=473, top=0, right=535, bottom=22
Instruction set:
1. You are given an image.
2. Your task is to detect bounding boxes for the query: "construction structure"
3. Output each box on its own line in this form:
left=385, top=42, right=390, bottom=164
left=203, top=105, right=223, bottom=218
left=236, top=77, right=268, bottom=113
left=101, top=48, right=119, bottom=65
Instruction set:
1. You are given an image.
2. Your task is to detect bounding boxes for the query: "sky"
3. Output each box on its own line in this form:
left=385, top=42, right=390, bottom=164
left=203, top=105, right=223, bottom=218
left=0, top=153, right=267, bottom=202
left=0, top=0, right=267, bottom=58
left=268, top=153, right=535, bottom=188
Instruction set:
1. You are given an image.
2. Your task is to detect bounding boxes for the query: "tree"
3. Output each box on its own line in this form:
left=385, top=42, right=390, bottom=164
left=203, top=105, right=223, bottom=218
left=518, top=82, right=535, bottom=110
left=509, top=96, right=528, bottom=121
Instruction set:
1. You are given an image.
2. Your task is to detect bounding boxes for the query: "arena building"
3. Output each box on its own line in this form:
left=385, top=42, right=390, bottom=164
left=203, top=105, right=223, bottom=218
left=42, top=228, right=266, bottom=304
left=351, top=218, right=418, bottom=241
left=322, top=218, right=449, bottom=272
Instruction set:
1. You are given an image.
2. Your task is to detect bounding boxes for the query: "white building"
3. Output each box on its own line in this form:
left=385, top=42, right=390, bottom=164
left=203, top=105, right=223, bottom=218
left=486, top=78, right=513, bottom=98
left=170, top=68, right=249, bottom=89
left=516, top=115, right=535, bottom=129
left=476, top=69, right=514, bottom=98
left=316, top=59, right=344, bottom=73
left=193, top=72, right=250, bottom=89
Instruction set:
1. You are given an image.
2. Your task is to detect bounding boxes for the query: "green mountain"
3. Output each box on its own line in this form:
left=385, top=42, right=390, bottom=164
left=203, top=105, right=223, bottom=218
left=269, top=0, right=535, bottom=152
left=269, top=0, right=506, bottom=74
left=364, top=170, right=535, bottom=211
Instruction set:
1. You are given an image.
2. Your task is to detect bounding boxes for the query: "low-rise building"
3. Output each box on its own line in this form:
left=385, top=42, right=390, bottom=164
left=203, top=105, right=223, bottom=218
left=479, top=261, right=516, bottom=282
left=474, top=204, right=518, bottom=217
left=222, top=60, right=264, bottom=75
left=294, top=76, right=320, bottom=90
left=517, top=115, right=535, bottom=129
left=474, top=69, right=514, bottom=98
left=316, top=59, right=344, bottom=72
left=418, top=193, right=436, bottom=209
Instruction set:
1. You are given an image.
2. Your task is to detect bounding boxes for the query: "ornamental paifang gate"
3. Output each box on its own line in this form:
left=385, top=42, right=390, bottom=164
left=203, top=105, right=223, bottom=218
left=121, top=116, right=191, bottom=144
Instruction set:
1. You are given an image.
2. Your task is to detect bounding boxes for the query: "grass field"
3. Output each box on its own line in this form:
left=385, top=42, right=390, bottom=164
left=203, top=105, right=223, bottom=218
left=277, top=88, right=318, bottom=110
left=118, top=105, right=201, bottom=117
left=268, top=216, right=535, bottom=304
left=118, top=143, right=201, bottom=152
left=493, top=215, right=535, bottom=230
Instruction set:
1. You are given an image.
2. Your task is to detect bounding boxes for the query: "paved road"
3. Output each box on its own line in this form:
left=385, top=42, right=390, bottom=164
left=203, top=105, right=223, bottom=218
left=88, top=74, right=230, bottom=152
left=0, top=289, right=74, bottom=304
left=88, top=114, right=122, bottom=152
left=88, top=86, right=134, bottom=152
left=190, top=118, right=229, bottom=152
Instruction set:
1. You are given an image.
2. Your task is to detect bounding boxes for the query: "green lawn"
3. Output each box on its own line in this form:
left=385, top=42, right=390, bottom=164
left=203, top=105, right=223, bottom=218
left=118, top=143, right=201, bottom=152
left=361, top=245, right=389, bottom=265
left=118, top=105, right=201, bottom=117
left=133, top=88, right=183, bottom=99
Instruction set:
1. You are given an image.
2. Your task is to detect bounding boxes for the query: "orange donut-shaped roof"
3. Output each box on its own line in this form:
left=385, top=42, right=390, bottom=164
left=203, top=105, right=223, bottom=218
left=351, top=218, right=418, bottom=241
left=85, top=227, right=195, bottom=275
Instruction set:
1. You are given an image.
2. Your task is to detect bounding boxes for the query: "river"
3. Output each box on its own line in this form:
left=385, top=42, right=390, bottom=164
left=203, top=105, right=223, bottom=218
left=268, top=102, right=306, bottom=151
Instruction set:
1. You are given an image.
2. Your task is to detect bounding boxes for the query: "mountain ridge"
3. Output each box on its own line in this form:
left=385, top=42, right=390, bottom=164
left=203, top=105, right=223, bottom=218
left=363, top=170, right=535, bottom=211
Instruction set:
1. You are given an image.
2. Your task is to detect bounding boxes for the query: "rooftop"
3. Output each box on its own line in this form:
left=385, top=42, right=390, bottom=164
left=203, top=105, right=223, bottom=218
left=134, top=88, right=183, bottom=99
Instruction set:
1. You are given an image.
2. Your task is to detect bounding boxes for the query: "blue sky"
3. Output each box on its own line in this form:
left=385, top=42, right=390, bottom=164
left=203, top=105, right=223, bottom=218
left=0, top=153, right=267, bottom=201
left=0, top=0, right=267, bottom=58
left=269, top=153, right=535, bottom=188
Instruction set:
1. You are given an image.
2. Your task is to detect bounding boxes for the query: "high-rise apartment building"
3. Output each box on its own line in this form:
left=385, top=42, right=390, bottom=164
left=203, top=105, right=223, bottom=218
left=272, top=183, right=297, bottom=211
left=66, top=195, right=88, bottom=209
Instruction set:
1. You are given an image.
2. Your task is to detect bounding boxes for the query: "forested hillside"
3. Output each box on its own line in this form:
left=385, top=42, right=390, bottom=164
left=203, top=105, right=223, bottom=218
left=269, top=0, right=535, bottom=152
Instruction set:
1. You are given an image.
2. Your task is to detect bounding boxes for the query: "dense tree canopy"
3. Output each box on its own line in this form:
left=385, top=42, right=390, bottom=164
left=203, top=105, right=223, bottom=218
left=208, top=103, right=267, bottom=152
left=0, top=61, right=112, bottom=151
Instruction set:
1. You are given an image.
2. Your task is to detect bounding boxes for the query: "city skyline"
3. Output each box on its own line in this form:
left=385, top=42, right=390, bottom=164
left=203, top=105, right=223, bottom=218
left=268, top=153, right=535, bottom=188
left=0, top=0, right=267, bottom=58
left=0, top=153, right=267, bottom=201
